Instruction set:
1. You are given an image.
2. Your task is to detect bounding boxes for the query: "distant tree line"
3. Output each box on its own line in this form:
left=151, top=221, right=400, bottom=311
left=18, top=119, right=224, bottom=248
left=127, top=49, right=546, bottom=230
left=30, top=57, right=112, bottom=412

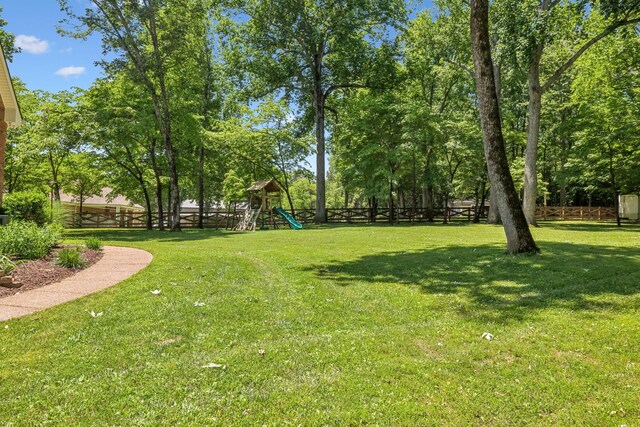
left=1, top=0, right=639, bottom=251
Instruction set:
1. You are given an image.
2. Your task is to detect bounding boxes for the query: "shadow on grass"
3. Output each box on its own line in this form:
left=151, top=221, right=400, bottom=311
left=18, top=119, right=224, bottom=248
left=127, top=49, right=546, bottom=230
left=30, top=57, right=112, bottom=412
left=64, top=228, right=235, bottom=243
left=302, top=221, right=476, bottom=231
left=539, top=221, right=640, bottom=233
left=308, top=242, right=640, bottom=323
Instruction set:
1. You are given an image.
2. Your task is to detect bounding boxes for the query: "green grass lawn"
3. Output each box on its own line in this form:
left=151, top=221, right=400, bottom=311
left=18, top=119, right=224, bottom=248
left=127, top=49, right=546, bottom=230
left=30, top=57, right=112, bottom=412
left=1, top=222, right=639, bottom=425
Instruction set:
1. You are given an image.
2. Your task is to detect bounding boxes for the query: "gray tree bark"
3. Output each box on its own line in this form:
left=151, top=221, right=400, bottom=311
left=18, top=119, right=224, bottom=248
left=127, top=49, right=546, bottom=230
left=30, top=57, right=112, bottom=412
left=149, top=138, right=164, bottom=231
left=523, top=44, right=544, bottom=226
left=148, top=10, right=181, bottom=232
left=470, top=0, right=539, bottom=254
left=314, top=88, right=326, bottom=223
left=312, top=49, right=327, bottom=224
left=487, top=190, right=501, bottom=224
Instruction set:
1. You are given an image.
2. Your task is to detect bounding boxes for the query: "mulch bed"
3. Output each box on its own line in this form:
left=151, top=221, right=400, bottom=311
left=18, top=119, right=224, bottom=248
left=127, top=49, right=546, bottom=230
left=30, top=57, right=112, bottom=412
left=0, top=246, right=103, bottom=299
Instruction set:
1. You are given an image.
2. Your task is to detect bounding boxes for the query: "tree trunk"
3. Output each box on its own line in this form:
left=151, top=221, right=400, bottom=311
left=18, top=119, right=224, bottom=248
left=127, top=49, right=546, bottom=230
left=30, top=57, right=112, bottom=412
left=472, top=184, right=480, bottom=223
left=423, top=185, right=434, bottom=221
left=559, top=137, right=568, bottom=207
left=369, top=196, right=378, bottom=223
left=149, top=140, right=164, bottom=231
left=608, top=141, right=621, bottom=227
left=284, top=188, right=296, bottom=218
left=559, top=177, right=567, bottom=207
left=411, top=150, right=418, bottom=220
left=313, top=53, right=326, bottom=223
left=487, top=189, right=501, bottom=224
left=198, top=39, right=214, bottom=230
left=487, top=41, right=502, bottom=227
left=163, top=126, right=181, bottom=232
left=148, top=5, right=180, bottom=232
left=166, top=184, right=171, bottom=229
left=388, top=177, right=395, bottom=224
left=422, top=145, right=435, bottom=221
left=48, top=153, right=62, bottom=201
left=142, top=186, right=153, bottom=230
left=523, top=46, right=543, bottom=226
left=442, top=192, right=449, bottom=224
left=470, top=0, right=539, bottom=254
left=198, top=144, right=205, bottom=229
left=314, top=92, right=326, bottom=223
left=475, top=179, right=487, bottom=223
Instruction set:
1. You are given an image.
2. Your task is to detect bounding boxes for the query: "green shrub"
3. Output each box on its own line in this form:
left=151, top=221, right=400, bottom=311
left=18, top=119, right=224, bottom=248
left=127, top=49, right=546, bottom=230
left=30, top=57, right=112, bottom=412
left=0, top=222, right=63, bottom=260
left=55, top=247, right=86, bottom=269
left=85, top=237, right=103, bottom=251
left=0, top=255, right=17, bottom=276
left=48, top=201, right=68, bottom=227
left=3, top=191, right=50, bottom=225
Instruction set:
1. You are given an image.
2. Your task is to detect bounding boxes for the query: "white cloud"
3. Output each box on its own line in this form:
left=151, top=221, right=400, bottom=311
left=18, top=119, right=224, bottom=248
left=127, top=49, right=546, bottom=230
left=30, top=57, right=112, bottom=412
left=55, top=66, right=87, bottom=77
left=15, top=35, right=50, bottom=55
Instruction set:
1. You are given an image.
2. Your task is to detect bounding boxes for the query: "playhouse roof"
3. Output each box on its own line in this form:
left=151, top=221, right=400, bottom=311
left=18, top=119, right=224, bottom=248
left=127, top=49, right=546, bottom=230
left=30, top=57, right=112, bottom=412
left=247, top=179, right=281, bottom=193
left=60, top=187, right=144, bottom=210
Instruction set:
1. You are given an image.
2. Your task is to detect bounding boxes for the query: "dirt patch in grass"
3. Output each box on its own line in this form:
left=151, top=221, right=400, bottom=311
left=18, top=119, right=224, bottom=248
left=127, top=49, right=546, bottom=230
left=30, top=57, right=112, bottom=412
left=0, top=246, right=103, bottom=299
left=156, top=336, right=183, bottom=346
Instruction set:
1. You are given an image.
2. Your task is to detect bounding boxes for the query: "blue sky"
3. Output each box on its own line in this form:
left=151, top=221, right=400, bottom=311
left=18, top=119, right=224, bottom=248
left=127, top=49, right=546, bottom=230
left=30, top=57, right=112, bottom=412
left=4, top=0, right=435, bottom=94
left=3, top=0, right=104, bottom=92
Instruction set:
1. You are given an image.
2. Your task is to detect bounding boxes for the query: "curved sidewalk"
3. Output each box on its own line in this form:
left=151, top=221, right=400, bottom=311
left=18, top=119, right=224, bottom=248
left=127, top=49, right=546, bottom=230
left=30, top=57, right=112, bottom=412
left=0, top=246, right=153, bottom=322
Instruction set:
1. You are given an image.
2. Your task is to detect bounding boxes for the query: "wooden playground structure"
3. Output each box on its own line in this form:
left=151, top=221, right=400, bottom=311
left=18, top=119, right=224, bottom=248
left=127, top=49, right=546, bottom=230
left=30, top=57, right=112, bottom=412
left=234, top=179, right=298, bottom=231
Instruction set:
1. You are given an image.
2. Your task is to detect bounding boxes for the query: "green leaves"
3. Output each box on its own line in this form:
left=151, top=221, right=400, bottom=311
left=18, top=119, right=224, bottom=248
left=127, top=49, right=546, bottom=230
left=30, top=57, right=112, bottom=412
left=568, top=29, right=640, bottom=196
left=0, top=5, right=17, bottom=61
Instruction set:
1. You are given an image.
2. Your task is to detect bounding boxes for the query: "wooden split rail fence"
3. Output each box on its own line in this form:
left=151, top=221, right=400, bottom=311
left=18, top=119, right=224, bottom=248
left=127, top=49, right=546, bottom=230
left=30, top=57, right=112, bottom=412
left=64, top=205, right=617, bottom=229
left=536, top=206, right=617, bottom=221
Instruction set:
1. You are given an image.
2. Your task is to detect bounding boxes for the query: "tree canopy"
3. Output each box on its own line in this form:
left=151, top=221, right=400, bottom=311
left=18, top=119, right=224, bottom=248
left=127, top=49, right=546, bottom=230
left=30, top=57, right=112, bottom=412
left=1, top=0, right=638, bottom=249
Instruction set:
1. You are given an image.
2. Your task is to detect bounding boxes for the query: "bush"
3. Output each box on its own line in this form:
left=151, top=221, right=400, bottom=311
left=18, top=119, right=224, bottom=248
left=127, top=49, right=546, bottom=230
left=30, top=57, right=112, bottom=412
left=0, top=255, right=17, bottom=276
left=55, top=247, right=86, bottom=269
left=0, top=222, right=62, bottom=260
left=3, top=191, right=50, bottom=225
left=85, top=237, right=103, bottom=251
left=48, top=201, right=68, bottom=227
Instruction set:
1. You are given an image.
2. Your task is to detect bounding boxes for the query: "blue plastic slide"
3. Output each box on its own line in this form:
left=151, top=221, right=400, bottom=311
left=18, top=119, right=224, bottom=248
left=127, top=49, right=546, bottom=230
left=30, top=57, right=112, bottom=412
left=274, top=207, right=303, bottom=230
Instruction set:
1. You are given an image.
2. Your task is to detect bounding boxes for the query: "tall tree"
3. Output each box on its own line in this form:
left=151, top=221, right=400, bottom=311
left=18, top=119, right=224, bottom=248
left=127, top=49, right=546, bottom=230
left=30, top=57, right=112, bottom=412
left=61, top=152, right=105, bottom=215
left=501, top=0, right=640, bottom=225
left=5, top=80, right=49, bottom=194
left=570, top=28, right=640, bottom=226
left=34, top=90, right=85, bottom=201
left=214, top=99, right=312, bottom=215
left=333, top=89, right=409, bottom=222
left=229, top=0, right=405, bottom=222
left=83, top=75, right=159, bottom=230
left=403, top=7, right=474, bottom=219
left=59, top=0, right=215, bottom=231
left=470, top=0, right=539, bottom=254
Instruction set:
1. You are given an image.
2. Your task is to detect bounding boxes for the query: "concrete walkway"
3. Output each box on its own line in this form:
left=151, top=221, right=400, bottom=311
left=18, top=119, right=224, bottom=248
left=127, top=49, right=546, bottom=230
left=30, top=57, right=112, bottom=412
left=0, top=246, right=153, bottom=322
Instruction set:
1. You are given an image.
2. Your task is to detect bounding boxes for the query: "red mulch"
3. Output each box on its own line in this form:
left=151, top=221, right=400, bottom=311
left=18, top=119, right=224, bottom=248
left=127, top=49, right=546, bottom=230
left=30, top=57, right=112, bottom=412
left=0, top=246, right=103, bottom=299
